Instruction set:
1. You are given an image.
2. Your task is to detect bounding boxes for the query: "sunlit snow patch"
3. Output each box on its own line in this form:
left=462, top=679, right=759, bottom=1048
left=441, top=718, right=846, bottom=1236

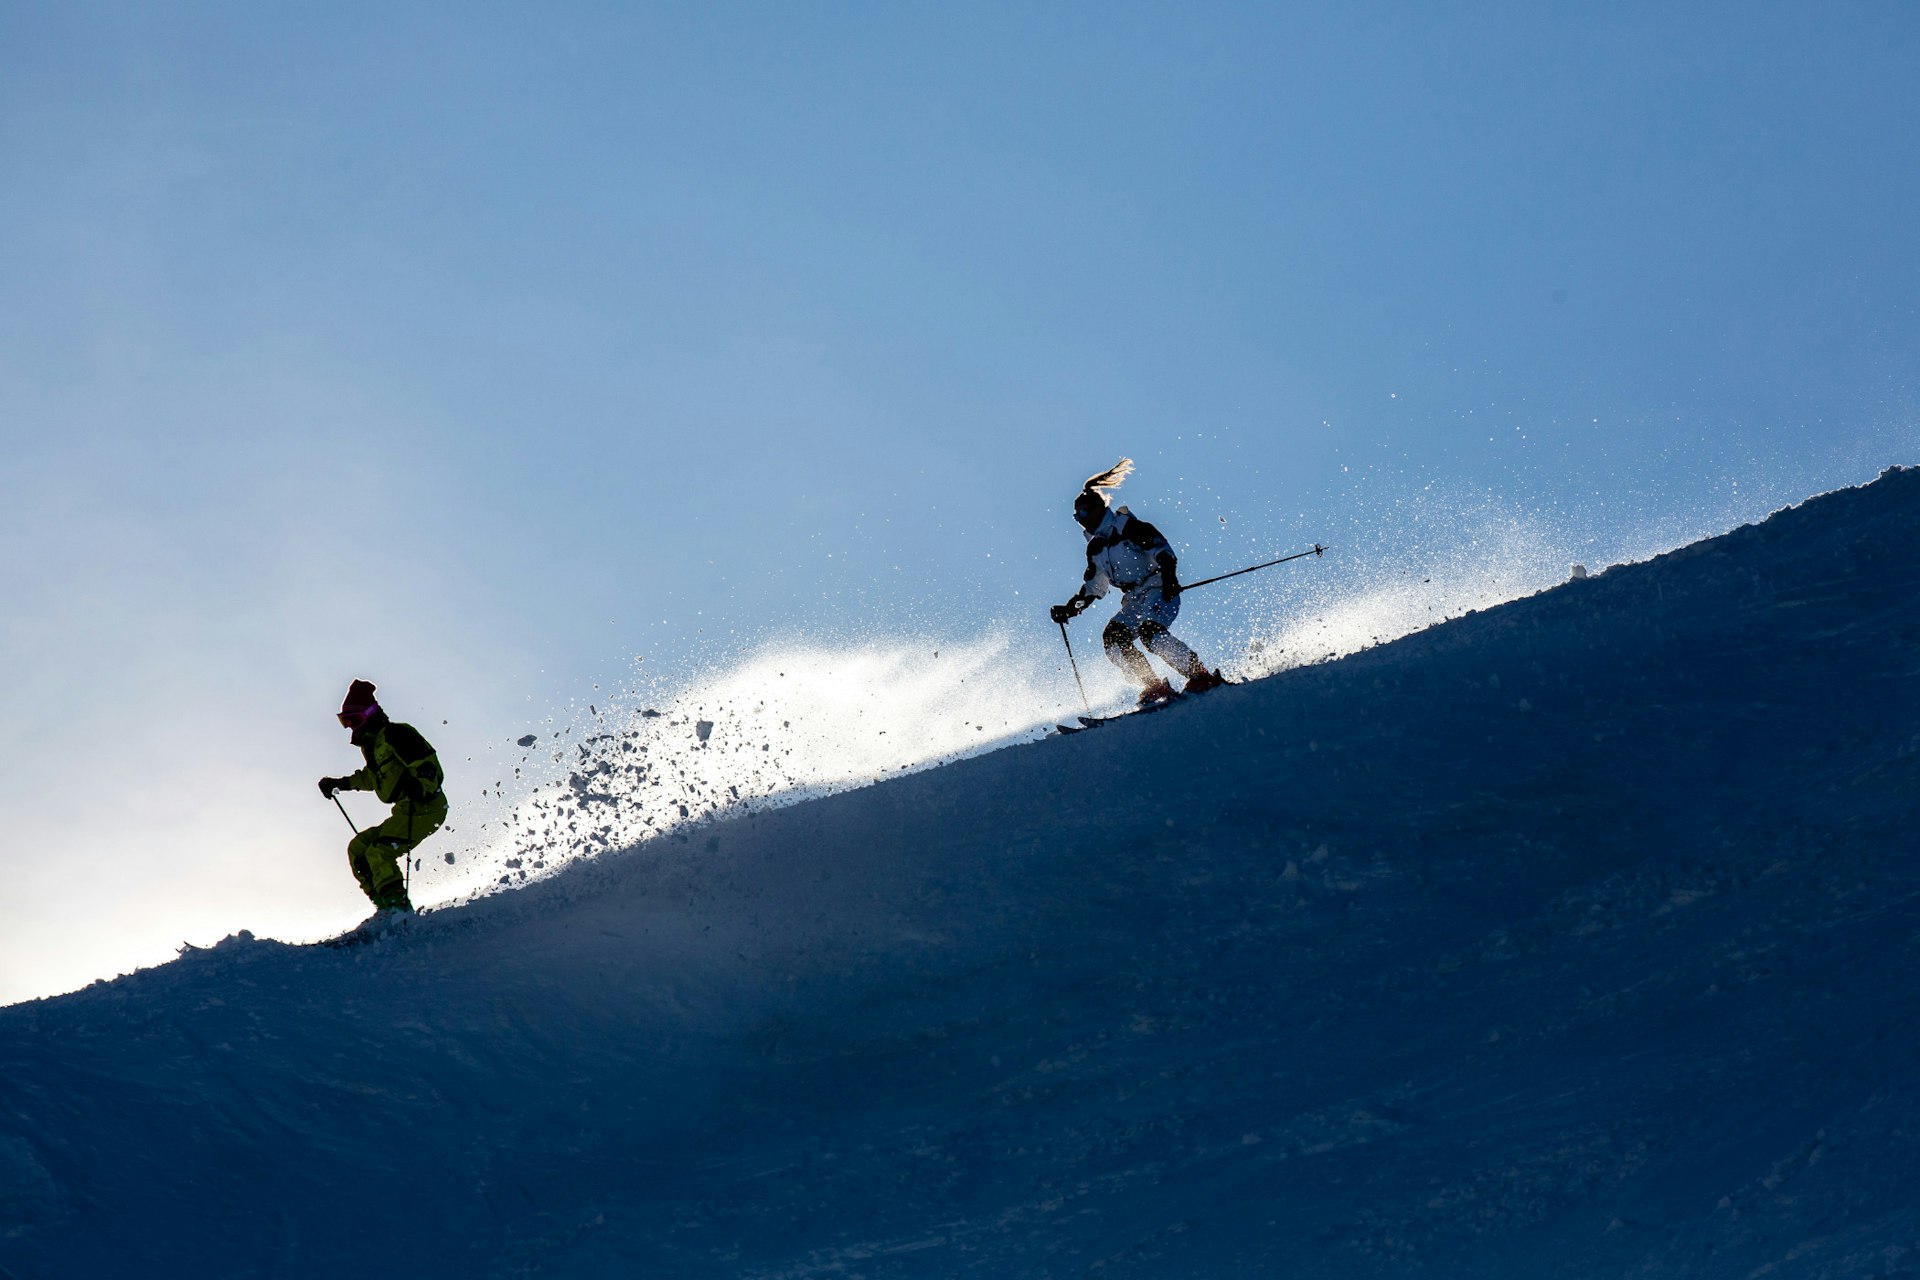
left=438, top=631, right=1071, bottom=897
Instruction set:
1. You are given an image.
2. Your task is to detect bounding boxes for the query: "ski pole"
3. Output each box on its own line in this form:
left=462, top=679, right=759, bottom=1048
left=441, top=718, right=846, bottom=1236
left=1058, top=621, right=1092, bottom=716
left=331, top=794, right=359, bottom=835
left=1178, top=543, right=1326, bottom=593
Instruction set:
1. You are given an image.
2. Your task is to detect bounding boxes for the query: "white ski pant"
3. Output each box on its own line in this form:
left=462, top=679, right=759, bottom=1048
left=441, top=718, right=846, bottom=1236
left=1103, top=587, right=1204, bottom=686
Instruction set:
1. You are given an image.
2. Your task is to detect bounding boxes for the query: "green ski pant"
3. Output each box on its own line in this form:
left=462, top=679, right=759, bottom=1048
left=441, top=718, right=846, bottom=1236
left=346, top=795, right=447, bottom=909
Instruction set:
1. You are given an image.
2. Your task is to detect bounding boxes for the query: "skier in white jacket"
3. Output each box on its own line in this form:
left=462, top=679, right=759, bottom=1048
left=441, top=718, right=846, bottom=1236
left=1050, top=458, right=1225, bottom=706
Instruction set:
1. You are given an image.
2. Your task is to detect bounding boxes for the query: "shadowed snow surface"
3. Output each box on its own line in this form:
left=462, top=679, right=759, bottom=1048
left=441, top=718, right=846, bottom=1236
left=3, top=470, right=1919, bottom=1278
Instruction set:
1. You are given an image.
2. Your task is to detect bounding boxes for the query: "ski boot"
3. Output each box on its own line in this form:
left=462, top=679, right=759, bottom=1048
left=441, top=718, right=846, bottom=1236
left=1137, top=679, right=1178, bottom=708
left=372, top=885, right=414, bottom=915
left=1183, top=668, right=1227, bottom=695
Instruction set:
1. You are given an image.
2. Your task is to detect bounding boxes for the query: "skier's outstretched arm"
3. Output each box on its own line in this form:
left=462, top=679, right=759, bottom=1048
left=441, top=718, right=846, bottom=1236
left=1079, top=540, right=1113, bottom=601
left=1050, top=540, right=1114, bottom=623
left=318, top=769, right=372, bottom=799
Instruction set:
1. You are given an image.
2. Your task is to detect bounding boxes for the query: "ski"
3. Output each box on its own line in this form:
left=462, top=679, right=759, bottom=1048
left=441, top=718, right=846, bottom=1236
left=1051, top=674, right=1236, bottom=735
left=316, top=910, right=418, bottom=949
left=1053, top=694, right=1185, bottom=735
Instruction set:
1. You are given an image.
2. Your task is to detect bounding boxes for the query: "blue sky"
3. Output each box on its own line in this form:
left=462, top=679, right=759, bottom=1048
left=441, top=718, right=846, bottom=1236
left=3, top=2, right=1916, bottom=1003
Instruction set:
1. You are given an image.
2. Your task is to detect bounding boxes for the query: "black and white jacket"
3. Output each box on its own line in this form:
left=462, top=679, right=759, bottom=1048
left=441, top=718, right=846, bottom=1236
left=1079, top=506, right=1177, bottom=600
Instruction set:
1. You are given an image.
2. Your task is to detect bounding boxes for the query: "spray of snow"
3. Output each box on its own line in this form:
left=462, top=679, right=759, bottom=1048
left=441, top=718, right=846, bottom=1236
left=1236, top=510, right=1583, bottom=675
left=1226, top=481, right=1779, bottom=677
left=434, top=630, right=1084, bottom=899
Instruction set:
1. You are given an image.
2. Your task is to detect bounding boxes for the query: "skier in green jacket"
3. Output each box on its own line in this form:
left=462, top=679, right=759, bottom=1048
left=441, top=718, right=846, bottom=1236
left=318, top=680, right=446, bottom=915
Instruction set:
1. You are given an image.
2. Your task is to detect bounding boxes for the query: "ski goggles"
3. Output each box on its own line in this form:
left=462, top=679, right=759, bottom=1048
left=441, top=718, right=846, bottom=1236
left=338, top=703, right=379, bottom=729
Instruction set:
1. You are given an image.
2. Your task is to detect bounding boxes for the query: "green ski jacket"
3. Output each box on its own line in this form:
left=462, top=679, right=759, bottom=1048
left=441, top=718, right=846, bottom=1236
left=341, top=720, right=446, bottom=807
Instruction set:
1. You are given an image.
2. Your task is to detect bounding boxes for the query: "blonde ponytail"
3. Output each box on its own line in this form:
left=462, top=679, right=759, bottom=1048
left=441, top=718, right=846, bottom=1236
left=1081, top=456, right=1134, bottom=499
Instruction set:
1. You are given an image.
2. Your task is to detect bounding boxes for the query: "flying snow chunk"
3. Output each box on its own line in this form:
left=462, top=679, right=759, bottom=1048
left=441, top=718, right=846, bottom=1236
left=695, top=720, right=715, bottom=744
left=517, top=734, right=538, bottom=747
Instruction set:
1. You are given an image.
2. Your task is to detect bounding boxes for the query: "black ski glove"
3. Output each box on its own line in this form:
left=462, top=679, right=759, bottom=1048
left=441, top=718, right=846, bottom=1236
left=318, top=776, right=343, bottom=799
left=1050, top=596, right=1089, bottom=624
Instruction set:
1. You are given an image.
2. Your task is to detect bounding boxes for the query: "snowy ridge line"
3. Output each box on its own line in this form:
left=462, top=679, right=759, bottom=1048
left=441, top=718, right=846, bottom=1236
left=1, top=466, right=1917, bottom=1277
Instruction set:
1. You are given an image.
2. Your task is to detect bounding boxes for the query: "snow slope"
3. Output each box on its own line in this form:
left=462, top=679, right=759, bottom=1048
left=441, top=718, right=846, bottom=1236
left=3, top=469, right=1918, bottom=1279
